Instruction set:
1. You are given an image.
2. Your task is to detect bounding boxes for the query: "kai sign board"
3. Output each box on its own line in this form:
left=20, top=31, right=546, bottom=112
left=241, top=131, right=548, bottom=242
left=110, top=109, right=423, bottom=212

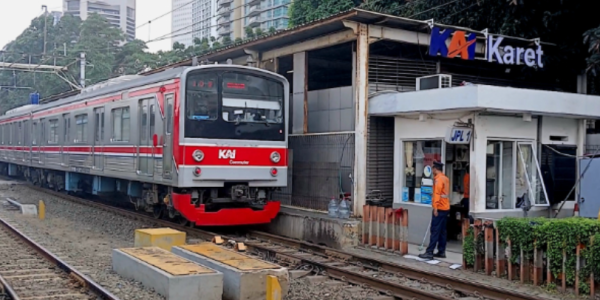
left=429, top=26, right=544, bottom=68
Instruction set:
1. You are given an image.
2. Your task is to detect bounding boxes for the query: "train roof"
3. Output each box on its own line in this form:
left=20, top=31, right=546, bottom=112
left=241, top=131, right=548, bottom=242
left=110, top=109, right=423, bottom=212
left=0, top=64, right=285, bottom=121
left=0, top=66, right=187, bottom=121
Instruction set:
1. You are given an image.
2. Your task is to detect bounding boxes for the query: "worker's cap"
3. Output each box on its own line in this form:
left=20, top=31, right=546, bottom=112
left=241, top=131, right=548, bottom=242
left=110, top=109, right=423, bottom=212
left=433, top=161, right=444, bottom=170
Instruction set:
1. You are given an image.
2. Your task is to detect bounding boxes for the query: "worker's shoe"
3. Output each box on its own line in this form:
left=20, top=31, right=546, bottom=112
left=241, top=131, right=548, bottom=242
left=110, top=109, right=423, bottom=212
left=418, top=252, right=434, bottom=260
left=433, top=252, right=446, bottom=258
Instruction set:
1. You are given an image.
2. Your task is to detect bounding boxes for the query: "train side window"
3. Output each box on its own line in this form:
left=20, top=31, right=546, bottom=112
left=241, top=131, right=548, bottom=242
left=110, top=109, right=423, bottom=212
left=32, top=122, right=37, bottom=145
left=94, top=108, right=105, bottom=142
left=40, top=119, right=46, bottom=145
left=150, top=104, right=156, bottom=135
left=49, top=119, right=59, bottom=144
left=63, top=114, right=70, bottom=143
left=165, top=94, right=174, bottom=135
left=8, top=123, right=12, bottom=145
left=23, top=120, right=29, bottom=146
left=75, top=114, right=88, bottom=143
left=112, top=107, right=130, bottom=142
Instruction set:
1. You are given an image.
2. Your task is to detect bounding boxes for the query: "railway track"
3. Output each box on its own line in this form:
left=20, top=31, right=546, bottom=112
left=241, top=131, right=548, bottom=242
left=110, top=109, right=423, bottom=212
left=22, top=184, right=547, bottom=300
left=0, top=209, right=119, bottom=300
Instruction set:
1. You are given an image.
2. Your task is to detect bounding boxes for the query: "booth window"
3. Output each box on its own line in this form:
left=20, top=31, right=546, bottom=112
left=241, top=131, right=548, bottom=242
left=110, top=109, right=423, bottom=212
left=403, top=140, right=442, bottom=202
left=486, top=140, right=549, bottom=209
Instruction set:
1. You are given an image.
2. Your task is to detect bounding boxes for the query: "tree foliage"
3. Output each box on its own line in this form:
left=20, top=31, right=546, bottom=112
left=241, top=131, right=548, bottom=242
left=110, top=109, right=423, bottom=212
left=289, top=0, right=356, bottom=27
left=0, top=14, right=226, bottom=114
left=288, top=0, right=600, bottom=82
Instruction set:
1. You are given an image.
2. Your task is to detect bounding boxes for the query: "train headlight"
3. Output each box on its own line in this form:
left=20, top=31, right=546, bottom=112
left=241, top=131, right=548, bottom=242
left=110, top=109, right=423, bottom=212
left=192, top=150, right=204, bottom=162
left=270, top=151, right=281, bottom=163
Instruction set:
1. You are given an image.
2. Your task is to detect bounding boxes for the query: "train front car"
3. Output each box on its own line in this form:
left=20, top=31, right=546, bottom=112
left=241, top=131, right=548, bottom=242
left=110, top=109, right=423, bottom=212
left=170, top=65, right=289, bottom=226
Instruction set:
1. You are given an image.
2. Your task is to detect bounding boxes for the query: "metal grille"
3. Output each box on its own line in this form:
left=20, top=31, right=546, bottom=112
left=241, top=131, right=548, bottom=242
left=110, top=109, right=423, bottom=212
left=275, top=133, right=354, bottom=211
left=367, top=116, right=395, bottom=202
left=368, top=55, right=437, bottom=94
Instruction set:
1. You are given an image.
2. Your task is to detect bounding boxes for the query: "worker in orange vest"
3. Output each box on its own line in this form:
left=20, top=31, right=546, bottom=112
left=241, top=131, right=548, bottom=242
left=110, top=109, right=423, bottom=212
left=419, top=161, right=450, bottom=260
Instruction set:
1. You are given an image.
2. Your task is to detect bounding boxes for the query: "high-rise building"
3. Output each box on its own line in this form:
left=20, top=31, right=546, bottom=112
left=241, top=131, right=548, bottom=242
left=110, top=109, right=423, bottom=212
left=63, top=0, right=136, bottom=41
left=171, top=0, right=193, bottom=47
left=192, top=0, right=218, bottom=43
left=216, top=0, right=243, bottom=42
left=51, top=11, right=64, bottom=26
left=242, top=0, right=290, bottom=38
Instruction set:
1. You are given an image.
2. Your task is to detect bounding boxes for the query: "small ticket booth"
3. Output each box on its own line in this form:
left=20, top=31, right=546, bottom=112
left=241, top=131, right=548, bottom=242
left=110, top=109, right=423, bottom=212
left=369, top=84, right=600, bottom=246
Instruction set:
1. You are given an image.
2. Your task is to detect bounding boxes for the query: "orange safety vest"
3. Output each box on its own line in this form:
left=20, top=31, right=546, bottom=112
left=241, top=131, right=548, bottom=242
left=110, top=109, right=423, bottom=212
left=433, top=173, right=450, bottom=211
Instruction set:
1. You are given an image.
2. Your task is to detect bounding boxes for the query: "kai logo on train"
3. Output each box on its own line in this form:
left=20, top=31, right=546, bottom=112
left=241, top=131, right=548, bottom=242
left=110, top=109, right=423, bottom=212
left=428, top=26, right=544, bottom=68
left=218, top=149, right=236, bottom=159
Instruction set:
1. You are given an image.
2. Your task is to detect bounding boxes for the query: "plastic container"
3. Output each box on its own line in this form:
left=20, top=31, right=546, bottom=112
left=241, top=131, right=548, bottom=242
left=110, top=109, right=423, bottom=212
left=328, top=198, right=338, bottom=218
left=338, top=199, right=350, bottom=219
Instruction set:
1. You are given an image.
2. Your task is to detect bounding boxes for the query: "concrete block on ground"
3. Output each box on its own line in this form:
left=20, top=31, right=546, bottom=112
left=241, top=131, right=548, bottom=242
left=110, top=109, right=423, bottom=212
left=173, top=242, right=289, bottom=300
left=5, top=198, right=38, bottom=216
left=112, top=247, right=222, bottom=300
left=134, top=228, right=186, bottom=251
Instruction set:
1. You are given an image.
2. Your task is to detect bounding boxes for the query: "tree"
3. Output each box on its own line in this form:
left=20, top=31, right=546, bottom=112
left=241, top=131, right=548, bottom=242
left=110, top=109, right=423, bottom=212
left=234, top=37, right=243, bottom=44
left=269, top=27, right=277, bottom=34
left=212, top=41, right=222, bottom=50
left=222, top=36, right=232, bottom=46
left=193, top=37, right=202, bottom=46
left=289, top=0, right=355, bottom=27
left=255, top=28, right=264, bottom=37
left=172, top=42, right=185, bottom=51
left=245, top=27, right=256, bottom=39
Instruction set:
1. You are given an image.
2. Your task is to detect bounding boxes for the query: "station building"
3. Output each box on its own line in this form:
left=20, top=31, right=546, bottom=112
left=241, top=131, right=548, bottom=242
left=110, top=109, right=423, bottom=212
left=145, top=8, right=600, bottom=250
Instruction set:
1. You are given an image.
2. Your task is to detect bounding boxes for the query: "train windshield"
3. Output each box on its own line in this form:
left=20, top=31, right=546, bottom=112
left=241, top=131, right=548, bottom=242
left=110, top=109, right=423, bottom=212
left=185, top=70, right=285, bottom=141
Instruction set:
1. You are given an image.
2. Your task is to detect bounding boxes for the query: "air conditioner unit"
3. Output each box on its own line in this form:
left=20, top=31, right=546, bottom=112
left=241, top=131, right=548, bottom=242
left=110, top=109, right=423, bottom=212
left=416, top=74, right=452, bottom=91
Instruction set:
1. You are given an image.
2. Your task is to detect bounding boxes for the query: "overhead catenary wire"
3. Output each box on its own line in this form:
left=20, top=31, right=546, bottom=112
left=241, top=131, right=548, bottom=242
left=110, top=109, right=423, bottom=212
left=136, top=0, right=196, bottom=30
left=408, top=0, right=462, bottom=18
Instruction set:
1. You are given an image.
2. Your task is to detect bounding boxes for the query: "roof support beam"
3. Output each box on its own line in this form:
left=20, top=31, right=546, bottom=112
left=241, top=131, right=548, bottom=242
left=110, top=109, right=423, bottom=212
left=352, top=23, right=369, bottom=217
left=365, top=23, right=487, bottom=54
left=261, top=30, right=357, bottom=62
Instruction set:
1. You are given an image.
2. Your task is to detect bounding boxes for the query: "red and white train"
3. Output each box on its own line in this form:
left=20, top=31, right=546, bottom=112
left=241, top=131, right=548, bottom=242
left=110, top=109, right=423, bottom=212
left=0, top=65, right=289, bottom=226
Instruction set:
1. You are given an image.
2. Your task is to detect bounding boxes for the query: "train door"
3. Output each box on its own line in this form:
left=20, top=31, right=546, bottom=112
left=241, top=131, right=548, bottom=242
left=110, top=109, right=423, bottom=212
left=137, top=98, right=154, bottom=176
left=93, top=107, right=105, bottom=170
left=162, top=93, right=174, bottom=179
left=61, top=114, right=70, bottom=166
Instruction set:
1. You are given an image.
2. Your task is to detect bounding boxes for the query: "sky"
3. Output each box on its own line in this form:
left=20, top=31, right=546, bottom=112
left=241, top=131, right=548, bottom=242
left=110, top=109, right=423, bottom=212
left=0, top=1, right=173, bottom=53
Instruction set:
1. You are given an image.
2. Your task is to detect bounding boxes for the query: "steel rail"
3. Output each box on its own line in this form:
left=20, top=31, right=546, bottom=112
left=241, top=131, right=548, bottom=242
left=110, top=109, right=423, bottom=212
left=0, top=212, right=120, bottom=300
left=26, top=184, right=547, bottom=300
left=0, top=272, right=20, bottom=300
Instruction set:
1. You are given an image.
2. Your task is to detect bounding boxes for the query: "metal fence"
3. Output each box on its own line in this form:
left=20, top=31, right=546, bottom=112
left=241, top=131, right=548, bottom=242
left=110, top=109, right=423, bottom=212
left=274, top=132, right=355, bottom=211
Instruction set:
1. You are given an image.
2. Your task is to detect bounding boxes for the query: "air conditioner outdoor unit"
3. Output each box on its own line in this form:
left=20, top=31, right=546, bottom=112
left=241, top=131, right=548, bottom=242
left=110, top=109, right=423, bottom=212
left=416, top=74, right=452, bottom=91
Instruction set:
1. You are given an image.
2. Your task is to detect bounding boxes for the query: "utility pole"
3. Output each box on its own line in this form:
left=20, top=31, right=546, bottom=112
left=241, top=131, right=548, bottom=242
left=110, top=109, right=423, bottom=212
left=80, top=53, right=86, bottom=88
left=42, top=5, right=48, bottom=57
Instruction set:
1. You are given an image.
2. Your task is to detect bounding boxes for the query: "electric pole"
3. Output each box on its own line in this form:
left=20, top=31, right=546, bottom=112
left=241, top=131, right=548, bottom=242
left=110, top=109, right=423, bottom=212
left=80, top=53, right=86, bottom=88
left=42, top=5, right=48, bottom=57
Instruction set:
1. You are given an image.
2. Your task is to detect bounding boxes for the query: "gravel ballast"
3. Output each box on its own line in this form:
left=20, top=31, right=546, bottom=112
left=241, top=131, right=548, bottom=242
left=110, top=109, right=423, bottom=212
left=0, top=181, right=388, bottom=300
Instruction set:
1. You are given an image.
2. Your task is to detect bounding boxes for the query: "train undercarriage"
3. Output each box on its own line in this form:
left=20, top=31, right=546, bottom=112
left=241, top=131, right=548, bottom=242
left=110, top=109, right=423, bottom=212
left=0, top=163, right=280, bottom=226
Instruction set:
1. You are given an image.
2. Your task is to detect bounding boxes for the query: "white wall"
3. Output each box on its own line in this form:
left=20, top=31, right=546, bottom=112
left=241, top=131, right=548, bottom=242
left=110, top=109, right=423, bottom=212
left=540, top=116, right=578, bottom=145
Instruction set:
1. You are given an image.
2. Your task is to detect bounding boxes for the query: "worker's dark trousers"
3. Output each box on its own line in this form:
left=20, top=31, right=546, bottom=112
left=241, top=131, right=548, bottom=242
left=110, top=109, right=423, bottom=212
left=426, top=210, right=449, bottom=255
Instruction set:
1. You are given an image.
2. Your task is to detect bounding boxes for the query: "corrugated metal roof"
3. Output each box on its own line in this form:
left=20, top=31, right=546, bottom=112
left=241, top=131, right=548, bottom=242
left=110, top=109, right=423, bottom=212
left=142, top=9, right=359, bottom=75
left=142, top=8, right=553, bottom=76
